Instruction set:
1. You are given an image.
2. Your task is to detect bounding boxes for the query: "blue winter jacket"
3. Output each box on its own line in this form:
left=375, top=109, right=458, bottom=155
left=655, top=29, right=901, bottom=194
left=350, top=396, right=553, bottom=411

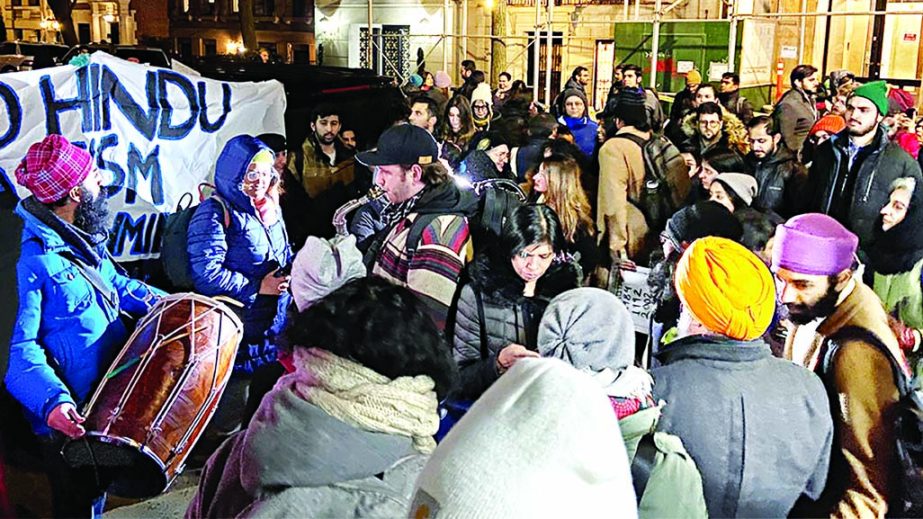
left=187, top=136, right=292, bottom=374
left=7, top=203, right=164, bottom=435
left=559, top=115, right=599, bottom=158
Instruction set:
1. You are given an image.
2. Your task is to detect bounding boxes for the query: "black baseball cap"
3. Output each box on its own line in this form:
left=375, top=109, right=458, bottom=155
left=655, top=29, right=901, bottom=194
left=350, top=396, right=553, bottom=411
left=356, top=123, right=438, bottom=167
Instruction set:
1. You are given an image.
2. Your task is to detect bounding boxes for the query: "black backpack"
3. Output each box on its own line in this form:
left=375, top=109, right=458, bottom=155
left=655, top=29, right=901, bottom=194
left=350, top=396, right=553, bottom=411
left=613, top=133, right=691, bottom=233
left=821, top=327, right=923, bottom=516
left=161, top=190, right=230, bottom=290
left=469, top=178, right=526, bottom=249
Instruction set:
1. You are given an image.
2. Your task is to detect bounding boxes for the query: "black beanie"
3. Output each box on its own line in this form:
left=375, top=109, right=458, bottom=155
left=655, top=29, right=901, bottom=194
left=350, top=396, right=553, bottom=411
left=666, top=201, right=743, bottom=249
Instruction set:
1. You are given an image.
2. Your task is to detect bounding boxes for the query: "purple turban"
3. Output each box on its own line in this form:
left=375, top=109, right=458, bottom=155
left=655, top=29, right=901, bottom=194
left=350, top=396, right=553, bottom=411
left=772, top=213, right=859, bottom=276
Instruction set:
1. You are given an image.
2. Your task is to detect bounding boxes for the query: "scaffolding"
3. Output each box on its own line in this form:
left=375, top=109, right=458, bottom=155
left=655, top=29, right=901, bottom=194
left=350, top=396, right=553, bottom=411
left=356, top=0, right=923, bottom=108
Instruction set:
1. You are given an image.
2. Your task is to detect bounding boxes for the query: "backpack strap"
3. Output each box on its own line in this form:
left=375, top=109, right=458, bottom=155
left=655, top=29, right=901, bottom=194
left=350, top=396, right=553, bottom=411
left=821, top=327, right=910, bottom=397
left=630, top=432, right=658, bottom=502
left=211, top=195, right=231, bottom=228
left=405, top=213, right=440, bottom=256
left=612, top=132, right=648, bottom=149
left=473, top=288, right=489, bottom=360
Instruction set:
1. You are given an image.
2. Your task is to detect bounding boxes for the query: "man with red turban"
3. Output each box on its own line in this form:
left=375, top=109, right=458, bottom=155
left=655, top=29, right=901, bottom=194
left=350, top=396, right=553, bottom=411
left=773, top=213, right=907, bottom=517
left=651, top=236, right=833, bottom=518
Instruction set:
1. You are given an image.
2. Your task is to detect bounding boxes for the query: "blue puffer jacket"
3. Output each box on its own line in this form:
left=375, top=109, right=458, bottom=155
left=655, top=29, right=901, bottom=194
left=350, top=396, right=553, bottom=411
left=6, top=203, right=164, bottom=435
left=187, top=136, right=292, bottom=374
left=559, top=115, right=599, bottom=158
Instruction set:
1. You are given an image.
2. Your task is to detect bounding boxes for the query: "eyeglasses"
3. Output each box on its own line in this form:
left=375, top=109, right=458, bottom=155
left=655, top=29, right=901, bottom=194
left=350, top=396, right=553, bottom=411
left=699, top=120, right=722, bottom=128
left=244, top=169, right=274, bottom=181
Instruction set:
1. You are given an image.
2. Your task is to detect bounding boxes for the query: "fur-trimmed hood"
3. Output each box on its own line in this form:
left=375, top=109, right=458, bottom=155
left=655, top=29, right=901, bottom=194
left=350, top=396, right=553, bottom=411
left=680, top=110, right=750, bottom=156
left=468, top=252, right=579, bottom=306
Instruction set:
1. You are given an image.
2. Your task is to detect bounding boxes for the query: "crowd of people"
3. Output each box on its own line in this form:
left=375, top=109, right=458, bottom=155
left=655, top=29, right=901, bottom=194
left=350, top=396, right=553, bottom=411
left=4, top=56, right=923, bottom=519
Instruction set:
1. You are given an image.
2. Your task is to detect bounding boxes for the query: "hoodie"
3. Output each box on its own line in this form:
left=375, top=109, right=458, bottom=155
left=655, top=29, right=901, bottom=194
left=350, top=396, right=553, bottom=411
left=187, top=135, right=292, bottom=373
left=186, top=375, right=425, bottom=519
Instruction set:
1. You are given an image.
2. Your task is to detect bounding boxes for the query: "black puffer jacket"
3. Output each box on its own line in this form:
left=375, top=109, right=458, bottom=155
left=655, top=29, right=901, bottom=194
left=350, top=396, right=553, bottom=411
left=745, top=144, right=808, bottom=218
left=451, top=253, right=578, bottom=399
left=808, top=127, right=923, bottom=248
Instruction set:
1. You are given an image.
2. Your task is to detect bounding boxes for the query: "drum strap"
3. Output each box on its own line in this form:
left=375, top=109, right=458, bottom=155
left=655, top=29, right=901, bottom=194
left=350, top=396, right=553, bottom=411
left=59, top=250, right=121, bottom=314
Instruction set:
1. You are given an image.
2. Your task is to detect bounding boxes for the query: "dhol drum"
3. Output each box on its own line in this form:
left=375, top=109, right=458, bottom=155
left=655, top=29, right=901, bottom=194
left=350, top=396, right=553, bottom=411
left=63, top=293, right=243, bottom=498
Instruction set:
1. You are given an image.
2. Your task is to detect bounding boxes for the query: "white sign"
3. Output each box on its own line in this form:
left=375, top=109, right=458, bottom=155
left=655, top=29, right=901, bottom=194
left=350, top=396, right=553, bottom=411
left=594, top=41, right=615, bottom=113
left=613, top=266, right=656, bottom=334
left=0, top=52, right=287, bottom=261
left=676, top=60, right=695, bottom=74
left=780, top=45, right=798, bottom=59
left=739, top=20, right=776, bottom=86
left=708, top=61, right=730, bottom=82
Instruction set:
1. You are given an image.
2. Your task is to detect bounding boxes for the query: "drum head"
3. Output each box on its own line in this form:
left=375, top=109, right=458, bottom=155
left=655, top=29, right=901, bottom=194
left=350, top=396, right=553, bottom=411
left=62, top=434, right=169, bottom=498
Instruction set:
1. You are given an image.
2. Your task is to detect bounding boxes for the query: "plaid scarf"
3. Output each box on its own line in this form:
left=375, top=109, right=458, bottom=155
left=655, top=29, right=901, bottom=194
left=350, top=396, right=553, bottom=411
left=381, top=190, right=423, bottom=227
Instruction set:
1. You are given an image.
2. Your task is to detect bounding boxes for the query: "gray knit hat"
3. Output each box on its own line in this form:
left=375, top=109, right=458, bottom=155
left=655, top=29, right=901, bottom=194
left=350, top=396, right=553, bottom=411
left=537, top=288, right=635, bottom=373
left=714, top=173, right=758, bottom=207
left=291, top=235, right=367, bottom=312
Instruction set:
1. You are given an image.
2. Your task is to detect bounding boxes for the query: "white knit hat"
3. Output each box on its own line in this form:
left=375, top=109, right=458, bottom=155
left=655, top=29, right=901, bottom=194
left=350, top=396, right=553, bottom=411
left=470, top=83, right=493, bottom=106
left=409, top=358, right=638, bottom=519
left=290, top=235, right=366, bottom=312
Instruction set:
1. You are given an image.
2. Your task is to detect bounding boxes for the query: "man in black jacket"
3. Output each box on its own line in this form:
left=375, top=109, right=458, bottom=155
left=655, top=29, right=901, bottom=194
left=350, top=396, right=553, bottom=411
left=807, top=80, right=923, bottom=250
left=719, top=72, right=754, bottom=125
left=745, top=115, right=807, bottom=218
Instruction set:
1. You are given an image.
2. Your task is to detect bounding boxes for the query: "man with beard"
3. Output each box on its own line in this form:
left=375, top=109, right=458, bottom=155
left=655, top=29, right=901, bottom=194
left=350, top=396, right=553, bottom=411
left=287, top=104, right=355, bottom=199
left=7, top=135, right=165, bottom=517
left=771, top=64, right=820, bottom=158
left=773, top=213, right=906, bottom=518
left=359, top=124, right=478, bottom=331
left=807, top=81, right=922, bottom=250
left=745, top=115, right=807, bottom=217
left=718, top=72, right=753, bottom=125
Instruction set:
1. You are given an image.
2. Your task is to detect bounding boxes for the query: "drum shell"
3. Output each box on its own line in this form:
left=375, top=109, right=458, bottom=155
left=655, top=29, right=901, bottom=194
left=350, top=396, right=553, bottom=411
left=64, top=293, right=242, bottom=498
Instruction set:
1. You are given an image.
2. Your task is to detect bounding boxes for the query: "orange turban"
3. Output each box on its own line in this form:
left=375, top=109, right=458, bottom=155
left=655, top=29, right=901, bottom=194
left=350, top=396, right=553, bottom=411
left=674, top=237, right=776, bottom=341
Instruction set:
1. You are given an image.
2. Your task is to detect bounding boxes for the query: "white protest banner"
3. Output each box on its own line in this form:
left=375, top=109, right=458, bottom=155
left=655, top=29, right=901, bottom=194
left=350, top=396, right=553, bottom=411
left=613, top=266, right=656, bottom=334
left=0, top=52, right=286, bottom=261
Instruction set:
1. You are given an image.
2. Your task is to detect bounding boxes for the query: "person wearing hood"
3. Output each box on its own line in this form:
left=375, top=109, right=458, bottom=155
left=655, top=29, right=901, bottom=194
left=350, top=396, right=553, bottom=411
left=187, top=136, right=293, bottom=439
left=870, top=177, right=923, bottom=372
left=7, top=135, right=166, bottom=517
left=452, top=204, right=579, bottom=400
left=359, top=124, right=478, bottom=332
left=537, top=288, right=708, bottom=518
left=410, top=358, right=638, bottom=519
left=745, top=115, right=809, bottom=218
left=806, top=80, right=923, bottom=251
left=652, top=237, right=834, bottom=518
left=460, top=132, right=511, bottom=182
left=677, top=101, right=750, bottom=159
left=186, top=277, right=457, bottom=519
left=557, top=88, right=599, bottom=158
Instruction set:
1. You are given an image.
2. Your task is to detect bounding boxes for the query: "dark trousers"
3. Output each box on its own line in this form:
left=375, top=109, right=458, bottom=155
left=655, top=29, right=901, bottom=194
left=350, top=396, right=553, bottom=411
left=39, top=435, right=107, bottom=518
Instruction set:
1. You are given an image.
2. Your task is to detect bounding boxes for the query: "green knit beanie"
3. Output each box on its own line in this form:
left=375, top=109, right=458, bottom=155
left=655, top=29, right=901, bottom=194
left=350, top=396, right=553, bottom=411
left=851, top=80, right=889, bottom=115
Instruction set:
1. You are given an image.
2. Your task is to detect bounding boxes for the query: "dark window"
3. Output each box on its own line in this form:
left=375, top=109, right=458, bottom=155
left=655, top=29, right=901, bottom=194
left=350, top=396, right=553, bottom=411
left=109, top=23, right=120, bottom=44
left=178, top=37, right=193, bottom=58
left=291, top=0, right=306, bottom=17
left=204, top=39, right=217, bottom=56
left=9, top=0, right=20, bottom=7
left=292, top=44, right=309, bottom=63
left=78, top=23, right=91, bottom=44
left=254, top=0, right=273, bottom=15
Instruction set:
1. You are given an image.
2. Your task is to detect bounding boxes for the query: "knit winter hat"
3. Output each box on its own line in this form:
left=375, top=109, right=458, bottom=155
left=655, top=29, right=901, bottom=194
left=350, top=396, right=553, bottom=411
left=291, top=235, right=366, bottom=312
left=772, top=213, right=859, bottom=276
left=852, top=80, right=889, bottom=116
left=675, top=236, right=776, bottom=341
left=409, top=73, right=424, bottom=88
left=537, top=288, right=635, bottom=373
left=664, top=201, right=743, bottom=251
left=714, top=173, right=758, bottom=207
left=434, top=70, right=452, bottom=89
left=409, top=358, right=638, bottom=519
left=15, top=134, right=93, bottom=203
left=470, top=83, right=493, bottom=107
left=685, top=69, right=702, bottom=85
left=809, top=114, right=846, bottom=136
